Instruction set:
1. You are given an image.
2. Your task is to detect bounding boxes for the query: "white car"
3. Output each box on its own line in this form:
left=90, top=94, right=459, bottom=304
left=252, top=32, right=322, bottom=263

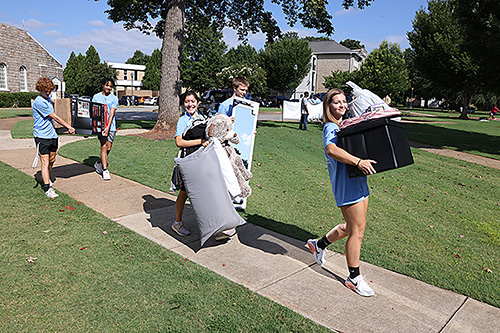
left=144, top=97, right=158, bottom=106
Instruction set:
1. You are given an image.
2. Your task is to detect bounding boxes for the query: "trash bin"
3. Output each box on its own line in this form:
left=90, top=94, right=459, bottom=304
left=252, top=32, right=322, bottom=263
left=338, top=117, right=414, bottom=178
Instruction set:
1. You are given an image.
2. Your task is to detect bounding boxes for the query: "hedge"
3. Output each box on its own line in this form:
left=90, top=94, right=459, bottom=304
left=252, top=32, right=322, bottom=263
left=0, top=92, right=40, bottom=108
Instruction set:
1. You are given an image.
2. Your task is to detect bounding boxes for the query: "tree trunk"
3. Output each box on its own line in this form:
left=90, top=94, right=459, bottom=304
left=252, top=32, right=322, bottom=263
left=459, top=88, right=469, bottom=120
left=151, top=0, right=185, bottom=137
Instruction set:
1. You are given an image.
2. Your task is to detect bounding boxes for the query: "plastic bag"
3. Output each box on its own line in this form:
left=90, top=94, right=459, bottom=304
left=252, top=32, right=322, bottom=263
left=346, top=81, right=390, bottom=117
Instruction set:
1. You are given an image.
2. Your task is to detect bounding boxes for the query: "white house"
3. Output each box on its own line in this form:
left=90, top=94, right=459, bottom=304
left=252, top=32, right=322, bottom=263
left=294, top=40, right=367, bottom=98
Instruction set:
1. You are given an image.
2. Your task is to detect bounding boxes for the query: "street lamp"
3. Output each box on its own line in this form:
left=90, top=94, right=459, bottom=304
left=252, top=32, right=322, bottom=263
left=131, top=72, right=134, bottom=105
left=293, top=64, right=298, bottom=99
left=410, top=87, right=414, bottom=110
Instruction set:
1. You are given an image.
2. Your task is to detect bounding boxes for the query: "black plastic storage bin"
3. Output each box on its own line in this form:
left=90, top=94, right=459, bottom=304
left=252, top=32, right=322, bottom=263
left=338, top=117, right=414, bottom=177
left=70, top=96, right=107, bottom=135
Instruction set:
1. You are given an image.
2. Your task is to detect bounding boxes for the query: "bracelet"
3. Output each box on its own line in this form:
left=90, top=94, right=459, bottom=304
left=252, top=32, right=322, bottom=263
left=356, top=158, right=362, bottom=167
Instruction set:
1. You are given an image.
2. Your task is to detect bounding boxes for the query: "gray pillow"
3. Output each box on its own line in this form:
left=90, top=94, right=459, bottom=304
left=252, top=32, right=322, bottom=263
left=175, top=142, right=246, bottom=245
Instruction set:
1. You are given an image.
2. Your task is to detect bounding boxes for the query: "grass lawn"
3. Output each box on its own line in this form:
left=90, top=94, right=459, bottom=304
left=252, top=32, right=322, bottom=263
left=259, top=107, right=282, bottom=113
left=57, top=121, right=500, bottom=309
left=400, top=108, right=500, bottom=160
left=0, top=161, right=329, bottom=332
left=0, top=108, right=32, bottom=119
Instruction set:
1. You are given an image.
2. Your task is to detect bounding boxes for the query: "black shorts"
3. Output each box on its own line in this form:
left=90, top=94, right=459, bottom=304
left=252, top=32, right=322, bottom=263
left=98, top=130, right=117, bottom=143
left=34, top=137, right=58, bottom=155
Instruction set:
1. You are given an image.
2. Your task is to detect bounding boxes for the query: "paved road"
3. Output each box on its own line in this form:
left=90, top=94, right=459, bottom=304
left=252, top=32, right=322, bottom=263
left=115, top=106, right=158, bottom=121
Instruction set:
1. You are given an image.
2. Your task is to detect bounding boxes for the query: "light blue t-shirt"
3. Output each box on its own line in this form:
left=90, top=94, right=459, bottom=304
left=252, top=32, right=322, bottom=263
left=323, top=122, right=369, bottom=207
left=175, top=112, right=200, bottom=138
left=92, top=92, right=118, bottom=131
left=33, top=95, right=57, bottom=139
left=217, top=98, right=234, bottom=116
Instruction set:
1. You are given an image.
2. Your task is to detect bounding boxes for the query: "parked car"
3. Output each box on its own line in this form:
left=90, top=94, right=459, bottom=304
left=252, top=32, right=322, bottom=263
left=118, top=95, right=140, bottom=106
left=250, top=97, right=270, bottom=108
left=144, top=97, right=158, bottom=106
left=268, top=96, right=290, bottom=108
left=199, top=89, right=233, bottom=116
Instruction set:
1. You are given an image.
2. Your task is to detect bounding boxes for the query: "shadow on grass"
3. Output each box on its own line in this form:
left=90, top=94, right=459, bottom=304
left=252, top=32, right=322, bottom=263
left=406, top=122, right=500, bottom=157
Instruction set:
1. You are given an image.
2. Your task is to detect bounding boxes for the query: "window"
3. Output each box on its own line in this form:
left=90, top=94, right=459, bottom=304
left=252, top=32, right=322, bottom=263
left=123, top=70, right=128, bottom=80
left=0, top=63, right=7, bottom=90
left=19, top=66, right=27, bottom=91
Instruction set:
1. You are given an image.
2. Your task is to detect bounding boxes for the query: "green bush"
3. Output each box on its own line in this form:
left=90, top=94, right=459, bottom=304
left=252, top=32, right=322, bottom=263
left=0, top=92, right=39, bottom=108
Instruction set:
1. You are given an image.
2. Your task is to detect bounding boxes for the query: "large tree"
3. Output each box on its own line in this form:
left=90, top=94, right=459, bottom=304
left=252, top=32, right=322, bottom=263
left=339, top=38, right=364, bottom=50
left=323, top=69, right=360, bottom=91
left=181, top=22, right=227, bottom=93
left=126, top=50, right=150, bottom=65
left=142, top=48, right=162, bottom=91
left=63, top=46, right=115, bottom=96
left=404, top=48, right=442, bottom=108
left=223, top=44, right=259, bottom=68
left=217, top=64, right=268, bottom=97
left=259, top=32, right=312, bottom=96
left=99, top=0, right=375, bottom=136
left=456, top=0, right=500, bottom=94
left=357, top=41, right=409, bottom=104
left=407, top=0, right=479, bottom=119
left=219, top=44, right=266, bottom=96
left=63, top=51, right=80, bottom=95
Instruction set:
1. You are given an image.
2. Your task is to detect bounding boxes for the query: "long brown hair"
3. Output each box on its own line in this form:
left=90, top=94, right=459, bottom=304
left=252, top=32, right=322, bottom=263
left=322, top=88, right=345, bottom=125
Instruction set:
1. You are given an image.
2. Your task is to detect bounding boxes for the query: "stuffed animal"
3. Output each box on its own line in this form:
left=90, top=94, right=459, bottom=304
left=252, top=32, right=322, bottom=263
left=206, top=113, right=252, bottom=199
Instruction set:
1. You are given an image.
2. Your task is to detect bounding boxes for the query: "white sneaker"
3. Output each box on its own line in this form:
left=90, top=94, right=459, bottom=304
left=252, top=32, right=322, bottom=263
left=172, top=221, right=190, bottom=236
left=94, top=161, right=103, bottom=174
left=215, top=228, right=237, bottom=241
left=307, top=239, right=326, bottom=266
left=345, top=275, right=375, bottom=297
left=45, top=187, right=59, bottom=199
left=102, top=169, right=111, bottom=180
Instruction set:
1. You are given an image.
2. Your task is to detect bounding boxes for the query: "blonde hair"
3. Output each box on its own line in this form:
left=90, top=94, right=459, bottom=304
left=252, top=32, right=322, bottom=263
left=35, top=77, right=55, bottom=92
left=322, top=88, right=346, bottom=125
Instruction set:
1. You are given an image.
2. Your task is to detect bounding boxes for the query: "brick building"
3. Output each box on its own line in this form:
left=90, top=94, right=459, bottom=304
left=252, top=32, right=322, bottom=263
left=0, top=22, right=64, bottom=97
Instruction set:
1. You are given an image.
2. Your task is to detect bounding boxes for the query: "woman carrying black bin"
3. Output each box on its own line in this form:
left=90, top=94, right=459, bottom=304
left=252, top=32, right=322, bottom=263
left=307, top=88, right=377, bottom=297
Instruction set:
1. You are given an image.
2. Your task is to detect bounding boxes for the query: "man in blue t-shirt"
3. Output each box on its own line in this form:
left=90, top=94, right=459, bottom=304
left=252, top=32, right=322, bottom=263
left=92, top=77, right=119, bottom=181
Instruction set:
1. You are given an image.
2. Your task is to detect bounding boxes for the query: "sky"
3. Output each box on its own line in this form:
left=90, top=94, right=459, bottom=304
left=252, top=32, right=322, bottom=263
left=0, top=0, right=429, bottom=66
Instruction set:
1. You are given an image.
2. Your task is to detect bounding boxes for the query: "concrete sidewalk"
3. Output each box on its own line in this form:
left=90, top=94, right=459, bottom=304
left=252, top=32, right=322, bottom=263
left=1, top=130, right=499, bottom=332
